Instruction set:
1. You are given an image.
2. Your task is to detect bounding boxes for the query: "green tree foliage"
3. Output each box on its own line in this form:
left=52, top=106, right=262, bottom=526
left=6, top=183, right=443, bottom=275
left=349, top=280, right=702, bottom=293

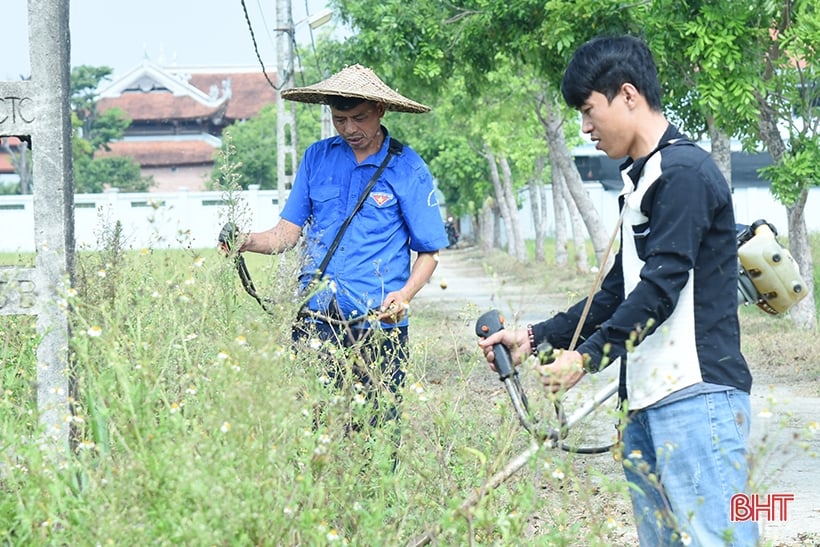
left=70, top=65, right=152, bottom=193
left=755, top=1, right=820, bottom=204
left=640, top=0, right=820, bottom=201
left=71, top=66, right=113, bottom=142
left=210, top=104, right=278, bottom=190
left=325, top=0, right=639, bottom=257
left=645, top=1, right=766, bottom=141
left=73, top=155, right=147, bottom=194
left=638, top=1, right=818, bottom=329
left=327, top=0, right=453, bottom=90
left=209, top=100, right=325, bottom=191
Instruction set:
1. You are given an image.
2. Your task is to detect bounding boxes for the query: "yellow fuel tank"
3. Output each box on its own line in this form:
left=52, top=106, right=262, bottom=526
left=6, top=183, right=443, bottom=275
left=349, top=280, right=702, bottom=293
left=737, top=223, right=807, bottom=314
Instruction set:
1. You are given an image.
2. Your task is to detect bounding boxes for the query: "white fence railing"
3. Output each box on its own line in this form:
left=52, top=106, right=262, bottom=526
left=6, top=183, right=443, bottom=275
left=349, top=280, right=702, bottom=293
left=1, top=184, right=818, bottom=254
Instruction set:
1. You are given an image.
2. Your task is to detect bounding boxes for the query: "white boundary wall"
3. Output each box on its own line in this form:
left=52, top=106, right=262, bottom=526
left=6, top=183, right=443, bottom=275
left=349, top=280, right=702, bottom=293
left=1, top=186, right=282, bottom=253
left=464, top=184, right=820, bottom=245
left=1, top=184, right=818, bottom=253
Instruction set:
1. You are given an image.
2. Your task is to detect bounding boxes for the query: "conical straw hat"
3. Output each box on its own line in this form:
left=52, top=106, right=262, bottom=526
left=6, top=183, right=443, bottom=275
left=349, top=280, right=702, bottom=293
left=281, top=64, right=430, bottom=113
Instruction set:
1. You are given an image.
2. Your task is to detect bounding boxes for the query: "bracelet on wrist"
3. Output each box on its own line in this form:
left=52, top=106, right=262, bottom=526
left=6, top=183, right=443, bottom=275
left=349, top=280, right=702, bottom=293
left=526, top=324, right=537, bottom=356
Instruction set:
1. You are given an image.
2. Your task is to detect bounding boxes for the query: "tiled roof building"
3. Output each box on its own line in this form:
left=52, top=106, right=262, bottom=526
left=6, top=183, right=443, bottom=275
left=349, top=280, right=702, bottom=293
left=94, top=61, right=277, bottom=192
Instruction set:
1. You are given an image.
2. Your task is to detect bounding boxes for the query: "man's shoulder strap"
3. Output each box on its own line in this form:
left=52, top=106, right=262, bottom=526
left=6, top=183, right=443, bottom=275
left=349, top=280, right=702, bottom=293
left=310, top=136, right=403, bottom=285
left=388, top=137, right=404, bottom=156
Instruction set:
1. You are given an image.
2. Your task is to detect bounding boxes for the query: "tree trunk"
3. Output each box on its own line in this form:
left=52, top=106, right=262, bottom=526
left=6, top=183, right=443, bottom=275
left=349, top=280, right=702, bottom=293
left=567, top=185, right=590, bottom=274
left=485, top=147, right=518, bottom=258
left=538, top=170, right=549, bottom=263
left=757, top=100, right=816, bottom=330
left=492, top=202, right=503, bottom=250
left=478, top=197, right=495, bottom=252
left=528, top=155, right=547, bottom=263
left=552, top=167, right=569, bottom=268
left=535, top=93, right=609, bottom=266
left=786, top=188, right=816, bottom=330
left=707, top=118, right=732, bottom=189
left=500, top=156, right=528, bottom=262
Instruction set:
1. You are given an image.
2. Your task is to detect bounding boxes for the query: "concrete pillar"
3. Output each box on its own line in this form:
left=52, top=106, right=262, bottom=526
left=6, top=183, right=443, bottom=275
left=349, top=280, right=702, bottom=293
left=0, top=0, right=74, bottom=456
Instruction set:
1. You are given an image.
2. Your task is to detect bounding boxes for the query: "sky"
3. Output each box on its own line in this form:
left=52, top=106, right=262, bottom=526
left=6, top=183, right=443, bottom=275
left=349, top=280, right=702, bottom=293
left=3, top=0, right=343, bottom=81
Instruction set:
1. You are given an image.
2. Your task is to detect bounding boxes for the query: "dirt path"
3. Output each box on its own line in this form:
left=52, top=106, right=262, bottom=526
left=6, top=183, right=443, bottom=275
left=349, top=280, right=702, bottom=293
left=415, top=244, right=819, bottom=546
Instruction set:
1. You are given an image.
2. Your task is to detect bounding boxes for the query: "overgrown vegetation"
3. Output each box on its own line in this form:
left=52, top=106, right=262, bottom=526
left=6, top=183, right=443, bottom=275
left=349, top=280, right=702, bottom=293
left=0, top=233, right=816, bottom=545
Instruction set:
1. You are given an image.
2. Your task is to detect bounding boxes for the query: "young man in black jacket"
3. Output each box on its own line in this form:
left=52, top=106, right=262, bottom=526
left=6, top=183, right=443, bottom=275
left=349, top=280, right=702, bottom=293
left=480, top=36, right=759, bottom=545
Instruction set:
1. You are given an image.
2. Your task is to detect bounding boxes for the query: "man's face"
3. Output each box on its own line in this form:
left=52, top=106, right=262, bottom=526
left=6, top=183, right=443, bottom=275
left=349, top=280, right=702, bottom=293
left=579, top=88, right=634, bottom=160
left=331, top=101, right=386, bottom=156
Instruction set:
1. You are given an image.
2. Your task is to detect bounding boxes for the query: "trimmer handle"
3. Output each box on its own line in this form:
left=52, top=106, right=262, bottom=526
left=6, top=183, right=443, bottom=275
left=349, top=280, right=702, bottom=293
left=475, top=309, right=515, bottom=381
left=218, top=222, right=239, bottom=250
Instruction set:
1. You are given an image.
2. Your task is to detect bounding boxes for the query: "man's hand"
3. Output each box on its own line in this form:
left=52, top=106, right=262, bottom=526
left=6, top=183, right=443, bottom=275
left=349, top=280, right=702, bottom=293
left=536, top=350, right=586, bottom=394
left=478, top=328, right=531, bottom=368
left=217, top=222, right=247, bottom=255
left=378, top=291, right=409, bottom=323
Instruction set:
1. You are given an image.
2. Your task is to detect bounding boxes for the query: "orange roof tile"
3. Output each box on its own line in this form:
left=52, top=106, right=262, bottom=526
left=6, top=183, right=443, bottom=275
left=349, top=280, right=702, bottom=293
left=98, top=140, right=218, bottom=167
left=187, top=71, right=277, bottom=120
left=98, top=93, right=224, bottom=122
left=0, top=152, right=14, bottom=174
left=99, top=69, right=277, bottom=123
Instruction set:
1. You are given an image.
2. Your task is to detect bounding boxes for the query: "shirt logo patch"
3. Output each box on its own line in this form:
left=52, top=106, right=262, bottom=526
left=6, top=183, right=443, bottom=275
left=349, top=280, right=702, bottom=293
left=370, top=192, right=393, bottom=206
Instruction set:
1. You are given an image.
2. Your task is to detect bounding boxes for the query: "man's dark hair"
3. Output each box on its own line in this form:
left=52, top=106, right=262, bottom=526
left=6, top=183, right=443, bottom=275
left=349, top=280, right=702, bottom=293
left=561, top=35, right=662, bottom=112
left=326, top=95, right=369, bottom=111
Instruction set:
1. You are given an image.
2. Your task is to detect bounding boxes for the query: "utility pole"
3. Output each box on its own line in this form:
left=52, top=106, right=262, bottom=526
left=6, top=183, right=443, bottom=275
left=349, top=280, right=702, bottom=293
left=321, top=104, right=333, bottom=140
left=275, top=0, right=297, bottom=208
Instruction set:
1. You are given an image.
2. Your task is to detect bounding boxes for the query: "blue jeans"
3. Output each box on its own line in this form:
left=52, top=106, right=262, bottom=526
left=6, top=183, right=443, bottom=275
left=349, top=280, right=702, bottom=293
left=621, top=389, right=760, bottom=546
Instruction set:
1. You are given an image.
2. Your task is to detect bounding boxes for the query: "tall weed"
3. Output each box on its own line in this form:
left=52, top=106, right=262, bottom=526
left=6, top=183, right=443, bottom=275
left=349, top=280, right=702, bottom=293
left=0, top=242, right=635, bottom=545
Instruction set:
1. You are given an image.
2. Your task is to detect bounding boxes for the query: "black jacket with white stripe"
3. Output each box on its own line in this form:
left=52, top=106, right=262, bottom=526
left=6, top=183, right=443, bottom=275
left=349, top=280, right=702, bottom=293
left=532, top=124, right=752, bottom=409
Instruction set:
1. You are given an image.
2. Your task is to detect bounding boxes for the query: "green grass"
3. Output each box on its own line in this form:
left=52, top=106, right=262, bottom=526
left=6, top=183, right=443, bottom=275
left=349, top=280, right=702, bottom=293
left=0, top=232, right=817, bottom=545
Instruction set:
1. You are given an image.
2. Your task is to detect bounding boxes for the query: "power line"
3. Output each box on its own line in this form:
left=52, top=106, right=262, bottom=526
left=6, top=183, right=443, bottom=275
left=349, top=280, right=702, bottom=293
left=239, top=0, right=281, bottom=91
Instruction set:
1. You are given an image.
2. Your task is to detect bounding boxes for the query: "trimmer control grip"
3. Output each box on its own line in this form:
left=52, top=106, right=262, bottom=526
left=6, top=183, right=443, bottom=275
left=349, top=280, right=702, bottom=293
left=475, top=309, right=515, bottom=381
left=218, top=222, right=238, bottom=250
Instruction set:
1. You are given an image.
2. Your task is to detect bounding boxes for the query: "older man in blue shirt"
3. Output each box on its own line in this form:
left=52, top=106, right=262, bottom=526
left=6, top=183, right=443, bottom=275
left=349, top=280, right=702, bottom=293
left=231, top=65, right=448, bottom=441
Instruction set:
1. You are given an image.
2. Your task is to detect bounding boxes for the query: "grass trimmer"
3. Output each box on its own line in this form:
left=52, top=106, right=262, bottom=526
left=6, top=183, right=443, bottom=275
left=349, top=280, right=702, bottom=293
left=475, top=309, right=618, bottom=454
left=218, top=222, right=276, bottom=314
left=407, top=311, right=618, bottom=547
left=218, top=222, right=388, bottom=327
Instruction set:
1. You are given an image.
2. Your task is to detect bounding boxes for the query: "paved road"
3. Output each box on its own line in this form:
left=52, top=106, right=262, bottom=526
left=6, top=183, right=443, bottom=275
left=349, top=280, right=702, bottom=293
left=417, top=245, right=549, bottom=325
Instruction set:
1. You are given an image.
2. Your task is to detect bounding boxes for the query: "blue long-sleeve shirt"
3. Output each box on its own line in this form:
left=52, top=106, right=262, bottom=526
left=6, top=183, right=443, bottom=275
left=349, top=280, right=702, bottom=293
left=281, top=127, right=448, bottom=327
